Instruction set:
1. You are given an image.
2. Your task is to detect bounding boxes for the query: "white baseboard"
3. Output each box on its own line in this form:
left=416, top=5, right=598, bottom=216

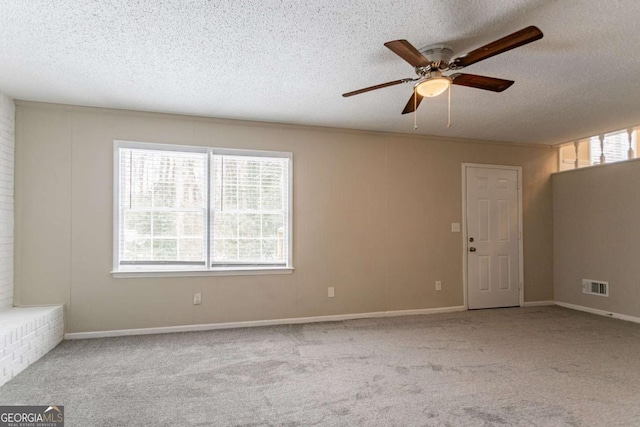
left=522, top=300, right=556, bottom=307
left=555, top=301, right=640, bottom=324
left=62, top=301, right=640, bottom=340
left=64, top=305, right=467, bottom=339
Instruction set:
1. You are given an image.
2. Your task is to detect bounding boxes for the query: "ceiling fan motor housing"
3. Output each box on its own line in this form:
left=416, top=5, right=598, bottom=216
left=419, top=44, right=454, bottom=62
left=415, top=44, right=454, bottom=75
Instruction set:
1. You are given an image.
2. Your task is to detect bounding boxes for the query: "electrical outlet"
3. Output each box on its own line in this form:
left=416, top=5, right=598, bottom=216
left=193, top=292, right=202, bottom=305
left=328, top=287, right=335, bottom=298
left=435, top=281, right=442, bottom=291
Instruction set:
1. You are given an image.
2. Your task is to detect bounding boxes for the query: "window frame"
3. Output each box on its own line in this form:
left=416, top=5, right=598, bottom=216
left=589, top=131, right=637, bottom=166
left=112, top=140, right=293, bottom=278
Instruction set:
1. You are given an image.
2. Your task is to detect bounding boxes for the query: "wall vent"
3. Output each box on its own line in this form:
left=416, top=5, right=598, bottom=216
left=582, top=279, right=609, bottom=297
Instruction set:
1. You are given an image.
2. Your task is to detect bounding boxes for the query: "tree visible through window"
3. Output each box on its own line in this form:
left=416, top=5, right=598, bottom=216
left=211, top=156, right=287, bottom=265
left=119, top=149, right=207, bottom=264
left=115, top=142, right=291, bottom=272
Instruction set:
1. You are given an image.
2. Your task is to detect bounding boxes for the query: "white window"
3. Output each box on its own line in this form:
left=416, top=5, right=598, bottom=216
left=589, top=131, right=636, bottom=165
left=114, top=141, right=292, bottom=275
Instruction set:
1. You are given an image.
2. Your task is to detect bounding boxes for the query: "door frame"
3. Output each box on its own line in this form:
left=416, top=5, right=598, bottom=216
left=461, top=163, right=524, bottom=309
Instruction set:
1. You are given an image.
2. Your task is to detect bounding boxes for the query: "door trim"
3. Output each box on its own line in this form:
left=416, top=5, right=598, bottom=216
left=461, top=163, right=524, bottom=309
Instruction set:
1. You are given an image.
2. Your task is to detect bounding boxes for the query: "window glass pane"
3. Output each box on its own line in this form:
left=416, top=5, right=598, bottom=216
left=238, top=185, right=260, bottom=210
left=211, top=154, right=289, bottom=265
left=153, top=239, right=177, bottom=261
left=212, top=239, right=238, bottom=262
left=124, top=239, right=151, bottom=261
left=223, top=159, right=239, bottom=184
left=178, top=238, right=205, bottom=261
left=238, top=213, right=261, bottom=238
left=262, top=213, right=283, bottom=237
left=239, top=238, right=261, bottom=260
left=119, top=147, right=207, bottom=265
left=223, top=185, right=238, bottom=210
left=261, top=239, right=278, bottom=261
left=261, top=186, right=283, bottom=210
left=590, top=131, right=637, bottom=165
left=213, top=213, right=238, bottom=238
left=182, top=212, right=205, bottom=236
left=153, top=212, right=178, bottom=236
left=123, top=211, right=151, bottom=236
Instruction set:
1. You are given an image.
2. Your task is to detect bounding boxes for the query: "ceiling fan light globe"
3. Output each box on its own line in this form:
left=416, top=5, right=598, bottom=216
left=416, top=78, right=450, bottom=97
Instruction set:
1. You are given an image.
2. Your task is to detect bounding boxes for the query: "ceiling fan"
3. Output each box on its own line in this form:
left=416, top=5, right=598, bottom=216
left=342, top=26, right=544, bottom=117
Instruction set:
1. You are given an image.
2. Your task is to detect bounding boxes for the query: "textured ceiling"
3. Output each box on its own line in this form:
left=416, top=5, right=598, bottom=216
left=1, top=0, right=639, bottom=145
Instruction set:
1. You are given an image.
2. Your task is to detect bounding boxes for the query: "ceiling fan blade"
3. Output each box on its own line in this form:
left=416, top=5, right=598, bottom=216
left=342, top=79, right=415, bottom=97
left=452, top=26, right=543, bottom=68
left=384, top=40, right=430, bottom=68
left=401, top=91, right=424, bottom=114
left=451, top=73, right=514, bottom=92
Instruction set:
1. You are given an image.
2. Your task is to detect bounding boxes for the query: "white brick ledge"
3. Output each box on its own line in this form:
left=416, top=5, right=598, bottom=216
left=0, top=305, right=64, bottom=387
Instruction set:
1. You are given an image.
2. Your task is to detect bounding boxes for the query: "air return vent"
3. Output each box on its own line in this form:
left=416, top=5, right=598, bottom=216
left=582, top=279, right=608, bottom=297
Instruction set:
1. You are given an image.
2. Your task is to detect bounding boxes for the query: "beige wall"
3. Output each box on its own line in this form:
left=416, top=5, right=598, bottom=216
left=553, top=159, right=640, bottom=317
left=14, top=102, right=556, bottom=333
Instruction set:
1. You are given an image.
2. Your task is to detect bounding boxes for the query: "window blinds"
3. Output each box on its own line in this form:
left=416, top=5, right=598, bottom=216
left=116, top=143, right=290, bottom=270
left=590, top=131, right=637, bottom=165
left=119, top=147, right=208, bottom=265
left=211, top=155, right=289, bottom=265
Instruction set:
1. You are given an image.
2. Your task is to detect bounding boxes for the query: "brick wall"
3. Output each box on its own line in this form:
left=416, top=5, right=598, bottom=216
left=0, top=93, right=14, bottom=310
left=0, top=306, right=64, bottom=386
left=0, top=97, right=63, bottom=387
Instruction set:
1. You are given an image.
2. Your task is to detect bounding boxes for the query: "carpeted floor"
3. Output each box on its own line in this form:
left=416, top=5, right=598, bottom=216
left=2, top=306, right=640, bottom=426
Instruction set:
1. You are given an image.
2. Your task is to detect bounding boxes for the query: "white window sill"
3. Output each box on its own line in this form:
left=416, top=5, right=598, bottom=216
left=112, top=267, right=294, bottom=278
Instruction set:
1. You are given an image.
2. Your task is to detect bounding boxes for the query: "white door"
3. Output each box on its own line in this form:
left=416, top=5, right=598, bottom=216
left=465, top=166, right=521, bottom=309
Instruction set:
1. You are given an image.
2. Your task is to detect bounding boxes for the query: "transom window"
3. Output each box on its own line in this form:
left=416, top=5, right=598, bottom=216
left=114, top=141, right=292, bottom=274
left=589, top=131, right=637, bottom=165
left=558, top=128, right=637, bottom=171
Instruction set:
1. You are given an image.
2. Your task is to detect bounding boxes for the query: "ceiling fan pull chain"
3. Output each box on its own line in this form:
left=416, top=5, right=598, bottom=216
left=447, top=84, right=452, bottom=128
left=414, top=86, right=418, bottom=130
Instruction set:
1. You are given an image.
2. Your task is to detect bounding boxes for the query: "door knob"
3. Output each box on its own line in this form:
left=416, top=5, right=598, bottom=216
left=469, top=247, right=476, bottom=252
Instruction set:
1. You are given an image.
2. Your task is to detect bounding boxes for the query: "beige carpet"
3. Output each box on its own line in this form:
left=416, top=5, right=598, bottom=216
left=1, top=306, right=640, bottom=426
